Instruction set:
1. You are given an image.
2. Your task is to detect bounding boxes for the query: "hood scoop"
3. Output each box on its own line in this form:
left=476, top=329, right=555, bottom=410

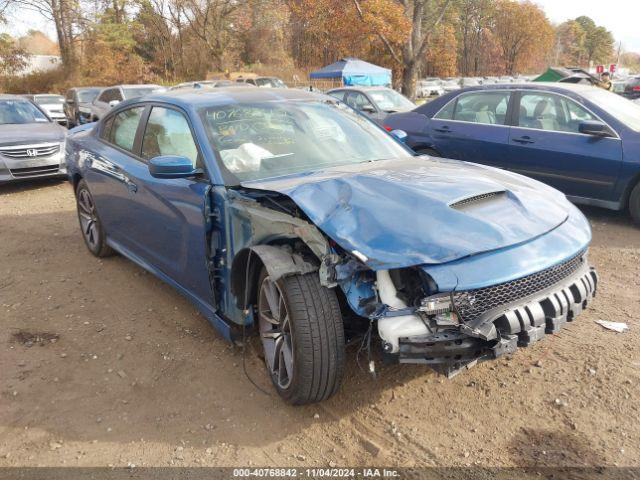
left=449, top=191, right=505, bottom=210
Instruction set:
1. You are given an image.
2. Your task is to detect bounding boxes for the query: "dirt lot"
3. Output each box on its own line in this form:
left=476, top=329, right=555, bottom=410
left=1, top=178, right=639, bottom=469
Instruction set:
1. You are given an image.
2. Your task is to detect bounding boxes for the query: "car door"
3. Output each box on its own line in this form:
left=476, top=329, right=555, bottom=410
left=428, top=90, right=513, bottom=167
left=122, top=104, right=214, bottom=304
left=507, top=91, right=623, bottom=201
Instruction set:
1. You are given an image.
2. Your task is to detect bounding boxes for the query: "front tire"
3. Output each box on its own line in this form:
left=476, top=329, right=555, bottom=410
left=629, top=182, right=640, bottom=226
left=257, top=268, right=345, bottom=405
left=75, top=179, right=113, bottom=257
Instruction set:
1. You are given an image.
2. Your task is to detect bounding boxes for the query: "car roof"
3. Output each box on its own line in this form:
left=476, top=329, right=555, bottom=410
left=327, top=86, right=392, bottom=92
left=454, top=82, right=599, bottom=93
left=0, top=94, right=34, bottom=101
left=137, top=87, right=327, bottom=109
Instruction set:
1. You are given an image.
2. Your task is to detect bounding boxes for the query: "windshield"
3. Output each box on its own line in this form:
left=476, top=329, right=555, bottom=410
left=368, top=89, right=415, bottom=112
left=123, top=87, right=164, bottom=99
left=78, top=89, right=101, bottom=102
left=35, top=95, right=64, bottom=104
left=0, top=100, right=50, bottom=124
left=582, top=88, right=640, bottom=132
left=200, top=100, right=412, bottom=183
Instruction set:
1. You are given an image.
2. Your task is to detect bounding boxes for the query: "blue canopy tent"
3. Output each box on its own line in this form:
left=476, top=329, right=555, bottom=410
left=309, top=57, right=392, bottom=86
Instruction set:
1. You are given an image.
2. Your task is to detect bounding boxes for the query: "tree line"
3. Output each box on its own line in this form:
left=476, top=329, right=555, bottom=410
left=0, top=0, right=621, bottom=97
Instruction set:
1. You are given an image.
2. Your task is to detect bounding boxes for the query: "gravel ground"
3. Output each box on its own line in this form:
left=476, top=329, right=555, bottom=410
left=0, top=178, right=639, bottom=469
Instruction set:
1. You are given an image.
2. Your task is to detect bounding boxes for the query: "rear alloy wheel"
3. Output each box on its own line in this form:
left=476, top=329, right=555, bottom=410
left=257, top=268, right=345, bottom=405
left=630, top=182, right=640, bottom=226
left=76, top=180, right=113, bottom=257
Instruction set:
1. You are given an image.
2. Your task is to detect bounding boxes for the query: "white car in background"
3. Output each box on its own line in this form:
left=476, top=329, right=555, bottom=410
left=90, top=85, right=166, bottom=121
left=417, top=78, right=444, bottom=97
left=23, top=94, right=67, bottom=126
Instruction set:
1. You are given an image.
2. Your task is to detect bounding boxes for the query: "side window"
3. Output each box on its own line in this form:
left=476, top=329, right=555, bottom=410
left=519, top=93, right=598, bottom=133
left=141, top=107, right=199, bottom=167
left=433, top=98, right=455, bottom=120
left=110, top=107, right=145, bottom=152
left=247, top=79, right=256, bottom=85
left=518, top=93, right=560, bottom=131
left=101, top=116, right=115, bottom=140
left=561, top=98, right=598, bottom=133
left=345, top=92, right=375, bottom=112
left=113, top=89, right=124, bottom=101
left=328, top=91, right=346, bottom=102
left=453, top=91, right=511, bottom=125
left=98, top=89, right=112, bottom=103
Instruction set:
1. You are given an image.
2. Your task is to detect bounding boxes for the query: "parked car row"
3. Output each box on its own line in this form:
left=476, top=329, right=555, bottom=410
left=9, top=81, right=640, bottom=405
left=416, top=75, right=536, bottom=98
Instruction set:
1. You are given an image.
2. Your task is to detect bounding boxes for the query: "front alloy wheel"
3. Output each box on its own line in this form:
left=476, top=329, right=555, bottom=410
left=256, top=268, right=345, bottom=405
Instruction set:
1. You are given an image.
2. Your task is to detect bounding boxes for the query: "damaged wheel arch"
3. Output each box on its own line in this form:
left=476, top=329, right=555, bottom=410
left=230, top=243, right=321, bottom=310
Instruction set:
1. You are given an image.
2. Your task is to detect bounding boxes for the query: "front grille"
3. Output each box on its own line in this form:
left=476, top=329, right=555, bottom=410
left=10, top=165, right=60, bottom=178
left=0, top=143, right=60, bottom=159
left=454, top=251, right=586, bottom=323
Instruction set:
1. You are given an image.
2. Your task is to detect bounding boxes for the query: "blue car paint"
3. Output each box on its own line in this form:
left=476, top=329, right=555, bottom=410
left=242, top=156, right=572, bottom=269
left=66, top=88, right=593, bottom=338
left=384, top=83, right=640, bottom=210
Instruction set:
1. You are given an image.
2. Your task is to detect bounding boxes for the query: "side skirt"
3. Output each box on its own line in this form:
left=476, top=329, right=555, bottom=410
left=105, top=237, right=234, bottom=341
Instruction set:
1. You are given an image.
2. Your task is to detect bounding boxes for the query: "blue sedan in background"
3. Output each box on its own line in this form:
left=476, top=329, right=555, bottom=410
left=384, top=83, right=640, bottom=224
left=66, top=88, right=597, bottom=404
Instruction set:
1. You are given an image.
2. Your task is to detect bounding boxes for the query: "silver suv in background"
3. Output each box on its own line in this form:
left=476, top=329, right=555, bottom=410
left=23, top=94, right=67, bottom=126
left=0, top=95, right=66, bottom=183
left=64, top=87, right=102, bottom=127
left=90, top=85, right=166, bottom=121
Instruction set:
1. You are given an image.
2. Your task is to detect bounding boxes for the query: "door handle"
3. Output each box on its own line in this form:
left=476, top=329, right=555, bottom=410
left=434, top=126, right=451, bottom=133
left=512, top=135, right=535, bottom=144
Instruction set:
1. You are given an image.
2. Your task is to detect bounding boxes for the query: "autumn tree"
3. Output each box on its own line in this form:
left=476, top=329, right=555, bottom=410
left=456, top=0, right=494, bottom=76
left=575, top=16, right=614, bottom=65
left=9, top=0, right=80, bottom=69
left=493, top=0, right=553, bottom=75
left=555, top=20, right=586, bottom=66
left=424, top=23, right=456, bottom=77
left=0, top=33, right=27, bottom=76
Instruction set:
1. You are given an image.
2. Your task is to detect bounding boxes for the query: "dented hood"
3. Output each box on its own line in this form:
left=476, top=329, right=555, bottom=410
left=241, top=157, right=572, bottom=269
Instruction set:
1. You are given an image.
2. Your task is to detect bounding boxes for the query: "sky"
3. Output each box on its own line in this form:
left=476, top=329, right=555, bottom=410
left=3, top=0, right=640, bottom=53
left=533, top=0, right=640, bottom=53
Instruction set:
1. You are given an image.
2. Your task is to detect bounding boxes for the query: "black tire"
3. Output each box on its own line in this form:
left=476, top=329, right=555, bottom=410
left=75, top=179, right=114, bottom=257
left=630, top=182, right=640, bottom=226
left=256, top=268, right=345, bottom=405
left=415, top=147, right=440, bottom=157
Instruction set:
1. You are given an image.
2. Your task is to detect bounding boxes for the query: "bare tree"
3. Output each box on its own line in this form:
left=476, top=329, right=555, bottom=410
left=352, top=0, right=452, bottom=99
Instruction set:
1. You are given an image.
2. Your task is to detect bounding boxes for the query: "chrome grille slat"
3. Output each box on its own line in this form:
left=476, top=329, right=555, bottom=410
left=454, top=251, right=587, bottom=323
left=9, top=165, right=60, bottom=177
left=0, top=143, right=60, bottom=159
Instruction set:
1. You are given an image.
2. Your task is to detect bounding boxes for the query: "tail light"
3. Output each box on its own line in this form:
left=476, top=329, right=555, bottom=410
left=383, top=125, right=393, bottom=131
left=633, top=86, right=640, bottom=92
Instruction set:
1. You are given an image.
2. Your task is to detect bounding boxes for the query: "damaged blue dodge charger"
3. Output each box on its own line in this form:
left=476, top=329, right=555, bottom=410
left=66, top=88, right=598, bottom=404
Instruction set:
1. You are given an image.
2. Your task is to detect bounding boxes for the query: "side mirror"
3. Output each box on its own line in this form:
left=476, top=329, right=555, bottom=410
left=579, top=120, right=611, bottom=137
left=108, top=100, right=120, bottom=108
left=389, top=129, right=408, bottom=143
left=361, top=105, right=376, bottom=114
left=148, top=155, right=198, bottom=179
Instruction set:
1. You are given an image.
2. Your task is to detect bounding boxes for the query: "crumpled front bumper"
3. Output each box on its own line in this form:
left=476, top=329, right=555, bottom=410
left=395, top=264, right=598, bottom=376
